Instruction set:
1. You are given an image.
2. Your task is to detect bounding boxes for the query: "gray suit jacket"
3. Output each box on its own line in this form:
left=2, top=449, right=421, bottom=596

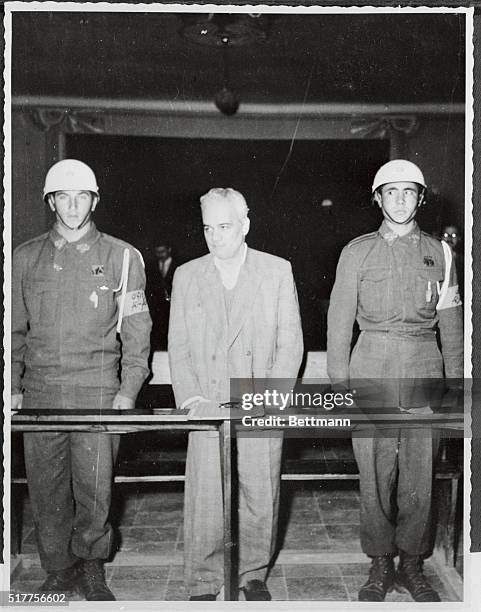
left=168, top=247, right=303, bottom=407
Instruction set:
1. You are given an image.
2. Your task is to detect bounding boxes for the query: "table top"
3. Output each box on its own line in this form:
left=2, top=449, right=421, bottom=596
left=10, top=408, right=465, bottom=431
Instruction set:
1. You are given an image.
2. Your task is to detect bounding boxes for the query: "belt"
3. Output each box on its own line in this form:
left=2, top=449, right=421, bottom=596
left=361, top=329, right=436, bottom=340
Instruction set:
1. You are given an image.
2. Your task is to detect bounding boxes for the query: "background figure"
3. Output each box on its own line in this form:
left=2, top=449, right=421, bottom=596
left=441, top=225, right=464, bottom=300
left=146, top=243, right=177, bottom=350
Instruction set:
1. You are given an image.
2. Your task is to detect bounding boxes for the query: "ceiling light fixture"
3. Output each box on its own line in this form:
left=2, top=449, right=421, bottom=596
left=179, top=13, right=274, bottom=116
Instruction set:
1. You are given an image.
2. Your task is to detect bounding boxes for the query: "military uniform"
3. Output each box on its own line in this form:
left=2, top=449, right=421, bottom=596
left=12, top=223, right=152, bottom=571
left=327, top=220, right=463, bottom=557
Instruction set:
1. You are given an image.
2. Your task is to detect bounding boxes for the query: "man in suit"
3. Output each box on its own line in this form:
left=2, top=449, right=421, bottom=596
left=146, top=243, right=176, bottom=350
left=168, top=187, right=303, bottom=601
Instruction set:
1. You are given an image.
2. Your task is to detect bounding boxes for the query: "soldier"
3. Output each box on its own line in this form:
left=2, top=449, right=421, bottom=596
left=11, top=159, right=152, bottom=600
left=327, top=160, right=463, bottom=602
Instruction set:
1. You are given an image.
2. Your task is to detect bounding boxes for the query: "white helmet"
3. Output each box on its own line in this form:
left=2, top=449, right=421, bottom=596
left=43, top=159, right=99, bottom=201
left=372, top=159, right=426, bottom=193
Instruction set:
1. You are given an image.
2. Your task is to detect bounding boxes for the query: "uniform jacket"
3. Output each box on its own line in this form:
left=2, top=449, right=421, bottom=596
left=168, top=247, right=304, bottom=407
left=327, top=221, right=463, bottom=383
left=12, top=223, right=152, bottom=409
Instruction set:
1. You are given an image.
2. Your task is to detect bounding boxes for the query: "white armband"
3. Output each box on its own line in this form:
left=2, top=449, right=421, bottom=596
left=117, top=289, right=149, bottom=317
left=437, top=284, right=462, bottom=310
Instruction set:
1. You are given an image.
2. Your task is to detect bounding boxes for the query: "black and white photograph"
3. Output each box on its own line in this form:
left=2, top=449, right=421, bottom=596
left=2, top=1, right=478, bottom=609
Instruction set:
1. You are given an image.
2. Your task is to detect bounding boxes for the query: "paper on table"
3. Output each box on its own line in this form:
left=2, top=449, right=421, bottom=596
left=187, top=401, right=264, bottom=420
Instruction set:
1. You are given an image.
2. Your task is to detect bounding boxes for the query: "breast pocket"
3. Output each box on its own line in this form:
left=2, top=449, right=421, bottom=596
left=78, top=278, right=117, bottom=326
left=414, top=267, right=443, bottom=312
left=24, top=280, right=58, bottom=327
left=358, top=268, right=395, bottom=317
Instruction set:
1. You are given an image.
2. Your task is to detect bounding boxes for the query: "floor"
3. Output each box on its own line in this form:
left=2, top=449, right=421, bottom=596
left=10, top=479, right=463, bottom=602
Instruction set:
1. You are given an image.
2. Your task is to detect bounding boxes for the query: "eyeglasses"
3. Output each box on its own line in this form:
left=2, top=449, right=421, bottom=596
left=443, top=232, right=458, bottom=238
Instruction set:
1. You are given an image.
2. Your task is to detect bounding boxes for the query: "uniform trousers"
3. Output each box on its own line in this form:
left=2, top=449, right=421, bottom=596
left=23, top=431, right=120, bottom=571
left=349, top=331, right=443, bottom=558
left=352, top=429, right=439, bottom=557
left=184, top=431, right=283, bottom=596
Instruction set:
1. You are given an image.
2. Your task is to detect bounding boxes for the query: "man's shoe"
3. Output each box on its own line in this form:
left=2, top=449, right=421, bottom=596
left=396, top=552, right=440, bottom=602
left=39, top=566, right=78, bottom=594
left=78, top=559, right=115, bottom=601
left=189, top=594, right=217, bottom=601
left=358, top=555, right=395, bottom=602
left=241, top=580, right=272, bottom=601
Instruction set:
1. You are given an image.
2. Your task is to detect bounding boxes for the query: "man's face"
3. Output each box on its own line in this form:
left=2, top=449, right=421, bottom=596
left=49, top=190, right=97, bottom=230
left=202, top=198, right=249, bottom=260
left=377, top=181, right=420, bottom=224
left=155, top=246, right=171, bottom=262
left=442, top=225, right=460, bottom=249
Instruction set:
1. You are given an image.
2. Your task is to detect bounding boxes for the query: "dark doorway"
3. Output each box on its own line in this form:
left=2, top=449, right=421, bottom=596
left=66, top=134, right=389, bottom=349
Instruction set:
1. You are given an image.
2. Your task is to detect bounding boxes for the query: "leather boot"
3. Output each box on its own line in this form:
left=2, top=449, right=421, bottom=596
left=358, top=555, right=395, bottom=601
left=241, top=580, right=272, bottom=601
left=396, top=551, right=440, bottom=602
left=39, top=565, right=78, bottom=594
left=78, top=559, right=116, bottom=601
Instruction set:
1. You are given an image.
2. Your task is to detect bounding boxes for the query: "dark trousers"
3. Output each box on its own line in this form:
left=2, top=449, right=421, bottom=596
left=23, top=431, right=120, bottom=571
left=352, top=428, right=439, bottom=557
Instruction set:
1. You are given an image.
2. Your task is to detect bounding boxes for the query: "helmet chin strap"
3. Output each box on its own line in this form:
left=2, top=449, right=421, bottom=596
left=378, top=191, right=424, bottom=226
left=55, top=208, right=93, bottom=232
left=381, top=205, right=419, bottom=226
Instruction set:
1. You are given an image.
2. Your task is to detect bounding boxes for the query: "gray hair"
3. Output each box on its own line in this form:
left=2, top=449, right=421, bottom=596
left=200, top=188, right=249, bottom=220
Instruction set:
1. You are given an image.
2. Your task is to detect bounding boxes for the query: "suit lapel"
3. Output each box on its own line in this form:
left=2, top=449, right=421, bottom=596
left=198, top=256, right=228, bottom=344
left=227, top=249, right=263, bottom=348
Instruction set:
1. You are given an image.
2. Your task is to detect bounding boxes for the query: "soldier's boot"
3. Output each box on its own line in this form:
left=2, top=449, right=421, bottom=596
left=39, top=565, right=78, bottom=594
left=358, top=555, right=395, bottom=601
left=77, top=559, right=116, bottom=601
left=395, top=551, right=440, bottom=602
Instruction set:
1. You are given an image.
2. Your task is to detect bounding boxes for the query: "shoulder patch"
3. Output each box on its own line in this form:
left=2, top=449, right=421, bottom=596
left=101, top=233, right=145, bottom=267
left=420, top=232, right=444, bottom=256
left=421, top=231, right=443, bottom=246
left=101, top=233, right=133, bottom=249
left=421, top=230, right=439, bottom=240
left=346, top=231, right=378, bottom=248
left=15, top=232, right=50, bottom=252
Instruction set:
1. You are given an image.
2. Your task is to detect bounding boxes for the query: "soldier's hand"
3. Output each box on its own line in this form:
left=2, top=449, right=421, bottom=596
left=112, top=393, right=135, bottom=411
left=11, top=393, right=23, bottom=411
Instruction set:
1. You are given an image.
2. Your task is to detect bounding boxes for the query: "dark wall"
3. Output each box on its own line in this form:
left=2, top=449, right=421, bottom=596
left=66, top=135, right=390, bottom=349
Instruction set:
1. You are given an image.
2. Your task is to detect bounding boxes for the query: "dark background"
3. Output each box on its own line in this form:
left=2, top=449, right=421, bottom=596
left=66, top=135, right=388, bottom=350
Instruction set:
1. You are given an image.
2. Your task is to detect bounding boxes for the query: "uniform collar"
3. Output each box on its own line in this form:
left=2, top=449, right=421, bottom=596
left=49, top=222, right=100, bottom=252
left=379, top=220, right=420, bottom=246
